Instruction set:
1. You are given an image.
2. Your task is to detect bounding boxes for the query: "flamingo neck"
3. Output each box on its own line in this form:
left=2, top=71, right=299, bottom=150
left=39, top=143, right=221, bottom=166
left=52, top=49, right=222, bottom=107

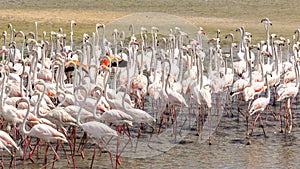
left=0, top=72, right=7, bottom=108
left=21, top=98, right=31, bottom=136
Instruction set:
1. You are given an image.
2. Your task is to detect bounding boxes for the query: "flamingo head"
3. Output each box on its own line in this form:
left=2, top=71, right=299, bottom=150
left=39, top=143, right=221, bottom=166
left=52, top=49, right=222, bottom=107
left=199, top=27, right=205, bottom=35
left=71, top=20, right=77, bottom=26
left=96, top=23, right=105, bottom=29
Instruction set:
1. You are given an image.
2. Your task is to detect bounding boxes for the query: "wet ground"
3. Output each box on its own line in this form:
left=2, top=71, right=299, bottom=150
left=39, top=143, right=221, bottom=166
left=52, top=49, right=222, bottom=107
left=2, top=90, right=300, bottom=169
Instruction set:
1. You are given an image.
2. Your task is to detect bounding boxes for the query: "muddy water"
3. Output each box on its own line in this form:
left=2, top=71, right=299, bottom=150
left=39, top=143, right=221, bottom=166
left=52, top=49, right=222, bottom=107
left=7, top=91, right=299, bottom=169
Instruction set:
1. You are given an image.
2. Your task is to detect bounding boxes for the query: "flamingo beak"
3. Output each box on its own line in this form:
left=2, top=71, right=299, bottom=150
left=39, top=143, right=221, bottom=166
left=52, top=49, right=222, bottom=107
left=131, top=41, right=139, bottom=46
left=0, top=49, right=7, bottom=54
left=97, top=24, right=104, bottom=28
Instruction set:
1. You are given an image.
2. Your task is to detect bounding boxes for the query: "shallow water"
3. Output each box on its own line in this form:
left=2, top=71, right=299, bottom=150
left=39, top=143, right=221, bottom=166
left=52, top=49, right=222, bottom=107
left=3, top=91, right=299, bottom=169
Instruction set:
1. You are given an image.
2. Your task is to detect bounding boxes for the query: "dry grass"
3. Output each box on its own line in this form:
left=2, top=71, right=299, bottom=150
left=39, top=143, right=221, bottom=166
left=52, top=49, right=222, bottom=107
left=0, top=0, right=299, bottom=44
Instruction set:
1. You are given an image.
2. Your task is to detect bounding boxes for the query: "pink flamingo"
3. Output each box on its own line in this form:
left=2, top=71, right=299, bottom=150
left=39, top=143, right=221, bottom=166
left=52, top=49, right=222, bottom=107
left=74, top=85, right=118, bottom=169
left=19, top=97, right=68, bottom=168
left=277, top=61, right=299, bottom=133
left=248, top=72, right=272, bottom=144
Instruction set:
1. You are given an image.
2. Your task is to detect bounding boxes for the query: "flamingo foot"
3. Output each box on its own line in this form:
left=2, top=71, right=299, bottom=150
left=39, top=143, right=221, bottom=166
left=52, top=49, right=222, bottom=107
left=246, top=138, right=251, bottom=145
left=208, top=138, right=212, bottom=145
left=116, top=155, right=121, bottom=165
left=81, top=150, right=85, bottom=159
left=29, top=151, right=34, bottom=163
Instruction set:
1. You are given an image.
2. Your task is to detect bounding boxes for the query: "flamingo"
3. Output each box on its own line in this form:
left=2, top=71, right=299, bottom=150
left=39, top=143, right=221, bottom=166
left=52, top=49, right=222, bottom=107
left=19, top=97, right=67, bottom=167
left=74, top=85, right=119, bottom=168
left=63, top=20, right=76, bottom=53
left=0, top=140, right=13, bottom=168
left=0, top=130, right=19, bottom=152
left=261, top=18, right=273, bottom=56
left=162, top=59, right=188, bottom=107
left=0, top=68, right=40, bottom=144
left=248, top=72, right=272, bottom=144
left=0, top=130, right=20, bottom=168
left=277, top=61, right=299, bottom=133
left=160, top=59, right=187, bottom=140
left=189, top=51, right=212, bottom=143
left=233, top=26, right=247, bottom=76
left=122, top=86, right=155, bottom=151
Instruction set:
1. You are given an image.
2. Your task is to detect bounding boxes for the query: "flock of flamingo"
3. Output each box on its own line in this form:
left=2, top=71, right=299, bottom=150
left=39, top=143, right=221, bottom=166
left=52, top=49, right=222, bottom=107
left=0, top=17, right=299, bottom=169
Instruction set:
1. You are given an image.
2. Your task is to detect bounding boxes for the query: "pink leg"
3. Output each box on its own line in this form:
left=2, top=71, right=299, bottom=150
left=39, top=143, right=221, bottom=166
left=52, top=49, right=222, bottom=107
left=90, top=146, right=97, bottom=169
left=42, top=142, right=60, bottom=169
left=29, top=138, right=40, bottom=163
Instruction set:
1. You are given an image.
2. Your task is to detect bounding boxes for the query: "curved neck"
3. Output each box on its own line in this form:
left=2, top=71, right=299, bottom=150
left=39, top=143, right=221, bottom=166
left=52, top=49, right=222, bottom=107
left=273, top=43, right=279, bottom=75
left=245, top=42, right=252, bottom=85
left=32, top=93, right=41, bottom=116
left=20, top=61, right=25, bottom=97
left=265, top=74, right=270, bottom=101
left=103, top=71, right=114, bottom=103
left=177, top=47, right=183, bottom=82
left=92, top=88, right=103, bottom=120
left=8, top=24, right=13, bottom=44
left=259, top=56, right=264, bottom=82
left=295, top=62, right=299, bottom=88
left=208, top=47, right=213, bottom=81
left=198, top=32, right=203, bottom=50
left=57, top=92, right=66, bottom=107
left=101, top=25, right=106, bottom=55
left=265, top=24, right=270, bottom=48
left=163, top=59, right=171, bottom=95
left=70, top=22, right=74, bottom=51
left=112, top=58, right=119, bottom=92
left=238, top=28, right=245, bottom=53
left=95, top=25, right=99, bottom=47
left=35, top=22, right=38, bottom=42
left=199, top=53, right=203, bottom=88
left=21, top=98, right=31, bottom=135
left=74, top=86, right=88, bottom=127
left=0, top=71, right=7, bottom=108
left=36, top=82, right=46, bottom=117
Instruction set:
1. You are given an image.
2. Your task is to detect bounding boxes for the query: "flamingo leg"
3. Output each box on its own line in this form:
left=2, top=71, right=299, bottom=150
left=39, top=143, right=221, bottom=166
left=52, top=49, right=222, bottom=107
left=79, top=136, right=91, bottom=160
left=41, top=142, right=60, bottom=169
left=60, top=128, right=74, bottom=167
left=208, top=107, right=212, bottom=145
left=135, top=123, right=141, bottom=152
left=115, top=134, right=120, bottom=169
left=237, top=95, right=242, bottom=123
left=188, top=92, right=191, bottom=128
left=22, top=135, right=29, bottom=167
left=259, top=113, right=267, bottom=138
left=77, top=131, right=87, bottom=153
left=44, top=142, right=49, bottom=165
left=284, top=99, right=288, bottom=134
left=90, top=146, right=97, bottom=169
left=215, top=93, right=221, bottom=131
left=29, top=138, right=40, bottom=163
left=72, top=126, right=77, bottom=155
left=279, top=101, right=283, bottom=133
left=60, top=141, right=71, bottom=164
left=158, top=104, right=168, bottom=135
left=100, top=138, right=114, bottom=169
left=1, top=152, right=4, bottom=169
left=196, top=107, right=200, bottom=136
left=287, top=98, right=293, bottom=133
left=245, top=101, right=249, bottom=135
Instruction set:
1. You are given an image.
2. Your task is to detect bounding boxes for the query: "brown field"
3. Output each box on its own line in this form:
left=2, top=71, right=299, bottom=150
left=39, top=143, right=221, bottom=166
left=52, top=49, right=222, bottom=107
left=0, top=0, right=300, bottom=43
